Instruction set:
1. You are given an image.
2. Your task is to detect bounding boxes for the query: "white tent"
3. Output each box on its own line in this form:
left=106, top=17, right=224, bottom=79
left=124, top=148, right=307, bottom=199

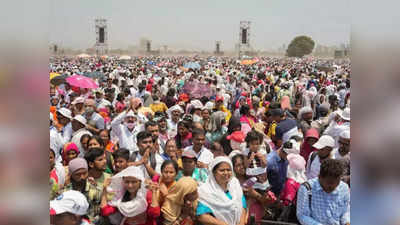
left=77, top=53, right=91, bottom=58
left=119, top=55, right=131, bottom=60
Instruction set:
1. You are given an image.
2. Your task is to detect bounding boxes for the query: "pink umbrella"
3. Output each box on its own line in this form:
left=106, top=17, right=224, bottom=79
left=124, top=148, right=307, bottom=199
left=66, top=75, right=98, bottom=89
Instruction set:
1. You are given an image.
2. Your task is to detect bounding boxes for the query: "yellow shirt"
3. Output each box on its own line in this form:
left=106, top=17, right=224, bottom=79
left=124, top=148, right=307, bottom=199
left=150, top=102, right=168, bottom=113
left=267, top=121, right=277, bottom=138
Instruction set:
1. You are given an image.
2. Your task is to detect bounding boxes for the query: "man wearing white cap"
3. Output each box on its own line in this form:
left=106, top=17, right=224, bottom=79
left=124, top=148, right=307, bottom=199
left=110, top=102, right=140, bottom=153
left=333, top=129, right=350, bottom=185
left=50, top=108, right=73, bottom=163
left=306, top=135, right=335, bottom=180
left=50, top=190, right=91, bottom=225
left=70, top=115, right=92, bottom=156
left=333, top=129, right=350, bottom=160
left=166, top=104, right=184, bottom=137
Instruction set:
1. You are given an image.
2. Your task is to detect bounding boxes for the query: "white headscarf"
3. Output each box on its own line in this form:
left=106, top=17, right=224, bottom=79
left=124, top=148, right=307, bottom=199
left=286, top=154, right=307, bottom=184
left=167, top=104, right=184, bottom=118
left=108, top=166, right=148, bottom=218
left=198, top=156, right=244, bottom=225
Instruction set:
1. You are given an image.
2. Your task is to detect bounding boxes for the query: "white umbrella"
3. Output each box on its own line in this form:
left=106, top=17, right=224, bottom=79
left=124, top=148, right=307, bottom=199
left=119, top=55, right=131, bottom=60
left=77, top=53, right=91, bottom=58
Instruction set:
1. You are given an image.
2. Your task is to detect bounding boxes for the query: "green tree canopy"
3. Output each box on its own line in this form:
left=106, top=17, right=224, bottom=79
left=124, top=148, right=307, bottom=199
left=286, top=35, right=315, bottom=57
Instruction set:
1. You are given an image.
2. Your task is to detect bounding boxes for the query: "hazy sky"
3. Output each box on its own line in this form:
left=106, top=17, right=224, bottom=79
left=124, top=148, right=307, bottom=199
left=49, top=0, right=350, bottom=51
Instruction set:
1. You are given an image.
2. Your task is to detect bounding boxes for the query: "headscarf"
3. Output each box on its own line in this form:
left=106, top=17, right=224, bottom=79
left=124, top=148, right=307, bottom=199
left=300, top=128, right=319, bottom=162
left=108, top=166, right=148, bottom=218
left=62, top=142, right=79, bottom=166
left=286, top=154, right=307, bottom=184
left=161, top=177, right=198, bottom=223
left=198, top=156, right=244, bottom=225
left=208, top=111, right=226, bottom=132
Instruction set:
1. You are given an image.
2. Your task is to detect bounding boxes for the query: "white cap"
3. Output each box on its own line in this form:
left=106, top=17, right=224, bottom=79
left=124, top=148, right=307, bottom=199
left=50, top=190, right=89, bottom=216
left=73, top=115, right=87, bottom=126
left=190, top=99, right=204, bottom=109
left=125, top=110, right=137, bottom=118
left=313, top=135, right=335, bottom=149
left=204, top=101, right=214, bottom=110
left=57, top=108, right=72, bottom=120
left=246, top=167, right=267, bottom=176
left=338, top=107, right=350, bottom=121
left=71, top=97, right=85, bottom=105
left=339, top=129, right=350, bottom=139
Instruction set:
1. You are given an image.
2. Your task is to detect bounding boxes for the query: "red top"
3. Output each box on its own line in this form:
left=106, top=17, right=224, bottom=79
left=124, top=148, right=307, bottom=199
left=101, top=190, right=160, bottom=225
left=279, top=178, right=301, bottom=206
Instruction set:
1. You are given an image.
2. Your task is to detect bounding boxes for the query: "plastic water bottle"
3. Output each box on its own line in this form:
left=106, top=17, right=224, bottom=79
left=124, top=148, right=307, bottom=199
left=249, top=213, right=256, bottom=225
left=242, top=177, right=257, bottom=188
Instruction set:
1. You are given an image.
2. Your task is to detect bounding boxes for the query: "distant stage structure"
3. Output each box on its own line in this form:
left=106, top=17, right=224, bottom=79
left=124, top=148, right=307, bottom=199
left=95, top=18, right=108, bottom=55
left=238, top=21, right=256, bottom=58
left=214, top=41, right=224, bottom=55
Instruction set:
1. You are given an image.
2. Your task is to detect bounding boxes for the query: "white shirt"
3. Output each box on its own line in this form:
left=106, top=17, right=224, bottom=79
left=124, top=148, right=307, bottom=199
left=50, top=127, right=64, bottom=163
left=167, top=119, right=179, bottom=138
left=184, top=145, right=214, bottom=165
left=154, top=138, right=165, bottom=174
left=306, top=153, right=321, bottom=180
left=110, top=111, right=140, bottom=153
left=89, top=112, right=105, bottom=130
left=132, top=153, right=151, bottom=179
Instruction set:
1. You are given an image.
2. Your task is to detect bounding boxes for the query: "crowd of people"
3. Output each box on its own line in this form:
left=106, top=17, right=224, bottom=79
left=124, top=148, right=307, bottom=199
left=49, top=55, right=350, bottom=225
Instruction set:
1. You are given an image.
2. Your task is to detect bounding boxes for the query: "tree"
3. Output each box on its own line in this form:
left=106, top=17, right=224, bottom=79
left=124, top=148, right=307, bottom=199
left=286, top=35, right=315, bottom=57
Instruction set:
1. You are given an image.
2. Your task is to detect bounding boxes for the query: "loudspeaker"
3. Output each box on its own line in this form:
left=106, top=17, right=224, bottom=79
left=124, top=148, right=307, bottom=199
left=99, top=28, right=105, bottom=43
left=146, top=41, right=151, bottom=52
left=242, top=29, right=247, bottom=44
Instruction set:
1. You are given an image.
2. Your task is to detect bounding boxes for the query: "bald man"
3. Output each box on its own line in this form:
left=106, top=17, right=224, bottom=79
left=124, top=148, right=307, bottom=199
left=84, top=98, right=105, bottom=134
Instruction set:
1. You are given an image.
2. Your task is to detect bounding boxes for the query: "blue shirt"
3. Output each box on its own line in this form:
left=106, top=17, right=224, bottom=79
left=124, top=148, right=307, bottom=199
left=196, top=192, right=247, bottom=216
left=176, top=168, right=208, bottom=184
left=296, top=178, right=350, bottom=225
left=266, top=150, right=288, bottom=196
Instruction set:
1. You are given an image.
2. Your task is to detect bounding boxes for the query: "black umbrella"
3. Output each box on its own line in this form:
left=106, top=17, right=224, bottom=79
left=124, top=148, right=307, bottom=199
left=50, top=74, right=68, bottom=86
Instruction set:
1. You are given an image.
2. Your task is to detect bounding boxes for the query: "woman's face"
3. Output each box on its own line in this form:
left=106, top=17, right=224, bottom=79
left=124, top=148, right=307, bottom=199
left=50, top=150, right=55, bottom=169
left=178, top=124, right=188, bottom=136
left=67, top=150, right=78, bottom=161
left=249, top=139, right=261, bottom=153
left=81, top=137, right=90, bottom=151
left=213, top=162, right=232, bottom=186
left=165, top=141, right=177, bottom=158
left=99, top=131, right=109, bottom=144
left=88, top=138, right=101, bottom=149
left=233, top=157, right=245, bottom=176
left=201, top=109, right=210, bottom=120
left=161, top=164, right=177, bottom=184
left=123, top=177, right=141, bottom=194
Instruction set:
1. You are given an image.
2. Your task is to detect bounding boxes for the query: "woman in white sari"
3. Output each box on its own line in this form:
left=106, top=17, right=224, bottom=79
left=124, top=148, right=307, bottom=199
left=100, top=166, right=160, bottom=225
left=196, top=156, right=247, bottom=225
